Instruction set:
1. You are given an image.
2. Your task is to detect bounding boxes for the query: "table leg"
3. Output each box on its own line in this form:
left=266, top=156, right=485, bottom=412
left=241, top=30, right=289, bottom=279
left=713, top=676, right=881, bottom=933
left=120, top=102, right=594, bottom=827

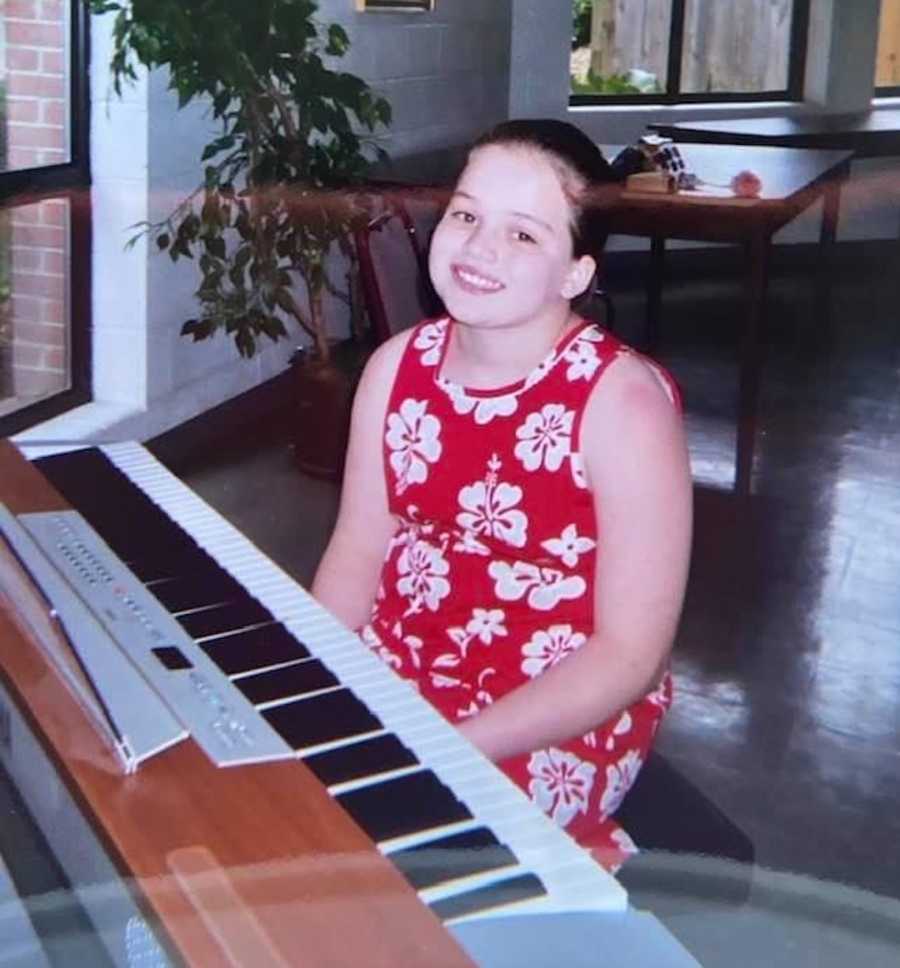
left=735, top=233, right=771, bottom=495
left=646, top=236, right=665, bottom=349
left=813, top=163, right=847, bottom=335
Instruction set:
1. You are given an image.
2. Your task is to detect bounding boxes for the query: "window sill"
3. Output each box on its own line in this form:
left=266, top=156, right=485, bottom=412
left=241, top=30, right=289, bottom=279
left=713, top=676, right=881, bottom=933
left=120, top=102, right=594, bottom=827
left=12, top=401, right=145, bottom=459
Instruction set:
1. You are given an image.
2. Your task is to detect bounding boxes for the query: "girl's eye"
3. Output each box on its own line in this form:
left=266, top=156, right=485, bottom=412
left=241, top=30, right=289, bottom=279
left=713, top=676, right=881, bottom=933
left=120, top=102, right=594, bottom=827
left=515, top=230, right=537, bottom=244
left=451, top=210, right=476, bottom=224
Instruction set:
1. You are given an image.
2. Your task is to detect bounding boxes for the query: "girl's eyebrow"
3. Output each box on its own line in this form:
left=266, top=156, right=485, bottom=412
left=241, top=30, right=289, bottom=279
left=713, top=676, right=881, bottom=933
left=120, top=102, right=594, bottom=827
left=450, top=190, right=556, bottom=234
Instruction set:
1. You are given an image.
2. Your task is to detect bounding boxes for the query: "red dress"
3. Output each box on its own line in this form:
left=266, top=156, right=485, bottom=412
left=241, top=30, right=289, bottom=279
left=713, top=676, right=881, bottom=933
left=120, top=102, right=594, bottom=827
left=360, top=316, right=677, bottom=870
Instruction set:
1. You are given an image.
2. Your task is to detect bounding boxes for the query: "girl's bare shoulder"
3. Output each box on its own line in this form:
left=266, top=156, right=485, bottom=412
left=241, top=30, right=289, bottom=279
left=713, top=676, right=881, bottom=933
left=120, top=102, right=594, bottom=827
left=588, top=348, right=680, bottom=423
left=357, top=326, right=419, bottom=395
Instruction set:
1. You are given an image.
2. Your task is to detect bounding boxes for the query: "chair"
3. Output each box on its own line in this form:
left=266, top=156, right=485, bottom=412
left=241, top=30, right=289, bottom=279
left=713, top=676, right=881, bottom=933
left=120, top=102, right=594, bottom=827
left=354, top=190, right=445, bottom=343
left=615, top=751, right=755, bottom=905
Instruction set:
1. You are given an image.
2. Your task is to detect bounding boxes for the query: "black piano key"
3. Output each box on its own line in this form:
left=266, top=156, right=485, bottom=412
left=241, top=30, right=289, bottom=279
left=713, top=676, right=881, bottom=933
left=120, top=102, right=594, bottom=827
left=199, top=623, right=310, bottom=676
left=234, top=659, right=339, bottom=705
left=148, top=571, right=247, bottom=613
left=263, top=689, right=382, bottom=750
left=177, top=598, right=273, bottom=639
left=336, top=770, right=472, bottom=845
left=388, top=827, right=518, bottom=892
left=126, top=546, right=226, bottom=585
left=428, top=873, right=547, bottom=923
left=303, top=733, right=419, bottom=787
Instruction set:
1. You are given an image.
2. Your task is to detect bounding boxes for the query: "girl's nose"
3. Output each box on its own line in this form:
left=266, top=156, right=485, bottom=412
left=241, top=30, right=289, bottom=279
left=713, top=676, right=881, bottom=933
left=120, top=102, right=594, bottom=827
left=463, top=221, right=499, bottom=261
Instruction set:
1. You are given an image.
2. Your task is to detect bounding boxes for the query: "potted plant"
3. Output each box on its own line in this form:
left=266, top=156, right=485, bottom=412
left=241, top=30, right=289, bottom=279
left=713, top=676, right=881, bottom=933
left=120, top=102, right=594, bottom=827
left=87, top=0, right=392, bottom=475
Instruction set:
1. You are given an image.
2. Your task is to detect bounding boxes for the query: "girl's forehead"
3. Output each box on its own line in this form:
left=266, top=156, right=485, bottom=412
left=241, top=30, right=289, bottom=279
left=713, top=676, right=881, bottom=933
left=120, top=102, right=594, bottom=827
left=455, top=144, right=572, bottom=216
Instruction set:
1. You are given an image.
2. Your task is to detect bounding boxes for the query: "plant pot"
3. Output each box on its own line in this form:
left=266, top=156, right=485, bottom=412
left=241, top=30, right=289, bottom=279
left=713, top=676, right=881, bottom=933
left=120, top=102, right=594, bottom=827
left=290, top=337, right=373, bottom=481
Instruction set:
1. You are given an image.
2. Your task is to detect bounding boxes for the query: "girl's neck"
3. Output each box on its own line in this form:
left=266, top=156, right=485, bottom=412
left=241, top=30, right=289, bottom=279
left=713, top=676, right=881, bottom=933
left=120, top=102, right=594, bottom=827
left=444, top=307, right=579, bottom=390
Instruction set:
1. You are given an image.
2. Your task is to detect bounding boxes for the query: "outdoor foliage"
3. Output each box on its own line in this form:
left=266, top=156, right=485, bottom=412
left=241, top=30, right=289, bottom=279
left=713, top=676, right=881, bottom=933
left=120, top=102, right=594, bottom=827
left=85, top=0, right=392, bottom=359
left=571, top=70, right=656, bottom=96
left=572, top=0, right=592, bottom=49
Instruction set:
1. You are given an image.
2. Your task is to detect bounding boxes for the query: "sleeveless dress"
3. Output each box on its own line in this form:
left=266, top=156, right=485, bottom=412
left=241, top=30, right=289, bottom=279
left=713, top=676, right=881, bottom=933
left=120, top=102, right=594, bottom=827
left=359, top=316, right=677, bottom=870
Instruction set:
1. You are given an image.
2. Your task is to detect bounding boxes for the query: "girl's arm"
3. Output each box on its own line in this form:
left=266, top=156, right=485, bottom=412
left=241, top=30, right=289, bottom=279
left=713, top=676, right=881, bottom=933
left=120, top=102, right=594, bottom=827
left=458, top=352, right=693, bottom=762
left=310, top=331, right=412, bottom=631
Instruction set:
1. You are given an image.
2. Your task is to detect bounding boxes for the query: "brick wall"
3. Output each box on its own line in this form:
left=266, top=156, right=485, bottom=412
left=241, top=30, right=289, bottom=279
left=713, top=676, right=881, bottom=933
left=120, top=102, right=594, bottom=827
left=2, top=0, right=69, bottom=404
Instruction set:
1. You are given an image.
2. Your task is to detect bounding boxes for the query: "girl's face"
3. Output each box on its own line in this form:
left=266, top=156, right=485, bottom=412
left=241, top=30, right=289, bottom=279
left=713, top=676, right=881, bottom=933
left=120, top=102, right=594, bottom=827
left=428, top=144, right=594, bottom=332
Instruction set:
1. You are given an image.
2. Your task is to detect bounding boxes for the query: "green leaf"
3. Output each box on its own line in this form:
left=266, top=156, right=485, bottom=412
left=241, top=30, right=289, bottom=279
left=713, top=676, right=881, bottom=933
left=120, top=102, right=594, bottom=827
left=205, top=236, right=227, bottom=259
left=326, top=24, right=350, bottom=58
left=236, top=329, right=256, bottom=358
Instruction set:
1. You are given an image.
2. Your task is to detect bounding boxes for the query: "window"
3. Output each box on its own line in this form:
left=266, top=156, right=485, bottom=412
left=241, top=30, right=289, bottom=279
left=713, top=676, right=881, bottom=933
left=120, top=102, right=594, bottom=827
left=0, top=0, right=90, bottom=437
left=571, top=0, right=810, bottom=104
left=876, top=0, right=900, bottom=94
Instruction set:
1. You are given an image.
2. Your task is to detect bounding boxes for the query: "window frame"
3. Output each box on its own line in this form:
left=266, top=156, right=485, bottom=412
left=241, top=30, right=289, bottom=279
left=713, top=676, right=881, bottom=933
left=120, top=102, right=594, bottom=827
left=1, top=0, right=92, bottom=438
left=875, top=0, right=900, bottom=98
left=570, top=0, right=811, bottom=107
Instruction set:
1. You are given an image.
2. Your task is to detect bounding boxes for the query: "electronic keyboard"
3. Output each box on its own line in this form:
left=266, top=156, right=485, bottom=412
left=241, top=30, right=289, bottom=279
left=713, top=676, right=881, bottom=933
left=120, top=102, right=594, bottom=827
left=20, top=441, right=628, bottom=926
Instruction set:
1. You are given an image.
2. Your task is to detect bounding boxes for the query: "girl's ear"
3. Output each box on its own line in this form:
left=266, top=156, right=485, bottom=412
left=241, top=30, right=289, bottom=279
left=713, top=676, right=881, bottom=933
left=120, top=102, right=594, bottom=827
left=561, top=254, right=597, bottom=300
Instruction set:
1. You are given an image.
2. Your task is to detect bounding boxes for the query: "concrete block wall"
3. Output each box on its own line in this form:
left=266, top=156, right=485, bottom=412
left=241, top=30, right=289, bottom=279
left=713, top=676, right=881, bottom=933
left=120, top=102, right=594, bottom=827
left=325, top=0, right=512, bottom=159
left=2, top=0, right=68, bottom=404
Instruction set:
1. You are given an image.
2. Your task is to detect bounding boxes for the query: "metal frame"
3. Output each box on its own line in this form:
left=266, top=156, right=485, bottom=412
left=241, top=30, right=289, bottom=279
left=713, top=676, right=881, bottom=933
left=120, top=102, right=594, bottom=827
left=0, top=0, right=92, bottom=437
left=355, top=1, right=435, bottom=12
left=571, top=0, right=811, bottom=107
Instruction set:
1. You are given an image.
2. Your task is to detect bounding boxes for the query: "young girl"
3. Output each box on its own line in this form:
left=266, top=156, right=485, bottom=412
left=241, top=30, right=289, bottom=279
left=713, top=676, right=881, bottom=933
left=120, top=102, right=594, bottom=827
left=312, top=119, right=693, bottom=870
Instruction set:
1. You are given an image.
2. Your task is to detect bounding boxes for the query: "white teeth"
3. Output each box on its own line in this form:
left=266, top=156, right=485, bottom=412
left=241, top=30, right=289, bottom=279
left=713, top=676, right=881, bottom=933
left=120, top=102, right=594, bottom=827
left=457, top=267, right=502, bottom=291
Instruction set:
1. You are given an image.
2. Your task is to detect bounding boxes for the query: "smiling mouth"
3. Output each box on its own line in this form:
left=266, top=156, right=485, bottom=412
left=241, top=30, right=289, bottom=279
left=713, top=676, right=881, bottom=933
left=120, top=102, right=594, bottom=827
left=451, top=264, right=504, bottom=294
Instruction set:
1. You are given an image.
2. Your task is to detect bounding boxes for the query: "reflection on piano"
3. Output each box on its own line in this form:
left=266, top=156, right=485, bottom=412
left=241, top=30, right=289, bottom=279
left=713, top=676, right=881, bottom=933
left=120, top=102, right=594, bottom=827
left=0, top=440, right=700, bottom=967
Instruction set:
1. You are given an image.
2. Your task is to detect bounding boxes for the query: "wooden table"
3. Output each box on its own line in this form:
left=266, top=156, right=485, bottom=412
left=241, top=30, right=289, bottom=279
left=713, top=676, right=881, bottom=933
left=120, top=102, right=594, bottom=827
left=0, top=441, right=474, bottom=967
left=603, top=142, right=854, bottom=493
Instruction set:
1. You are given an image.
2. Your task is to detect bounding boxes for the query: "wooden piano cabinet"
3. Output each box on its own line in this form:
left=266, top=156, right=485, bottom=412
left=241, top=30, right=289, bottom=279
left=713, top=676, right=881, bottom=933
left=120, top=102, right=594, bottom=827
left=0, top=441, right=474, bottom=967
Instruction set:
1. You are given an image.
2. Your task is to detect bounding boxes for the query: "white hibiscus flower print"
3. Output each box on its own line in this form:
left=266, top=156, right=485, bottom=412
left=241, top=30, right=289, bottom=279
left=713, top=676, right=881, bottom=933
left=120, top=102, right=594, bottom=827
left=604, top=711, right=633, bottom=751
left=488, top=560, right=585, bottom=610
left=403, top=634, right=424, bottom=670
left=457, top=457, right=527, bottom=548
left=646, top=676, right=671, bottom=709
left=445, top=608, right=505, bottom=661
left=456, top=669, right=496, bottom=719
left=521, top=624, right=587, bottom=678
left=438, top=379, right=476, bottom=417
left=610, top=827, right=638, bottom=857
left=358, top=623, right=402, bottom=670
left=466, top=608, right=507, bottom=644
left=452, top=529, right=490, bottom=556
left=472, top=395, right=518, bottom=424
left=522, top=357, right=554, bottom=391
left=386, top=399, right=442, bottom=494
left=438, top=380, right=519, bottom=424
left=413, top=320, right=447, bottom=366
left=514, top=404, right=574, bottom=472
left=569, top=453, right=588, bottom=490
left=396, top=539, right=450, bottom=613
left=599, top=749, right=644, bottom=819
left=541, top=523, right=596, bottom=567
left=564, top=338, right=602, bottom=381
left=528, top=748, right=596, bottom=828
